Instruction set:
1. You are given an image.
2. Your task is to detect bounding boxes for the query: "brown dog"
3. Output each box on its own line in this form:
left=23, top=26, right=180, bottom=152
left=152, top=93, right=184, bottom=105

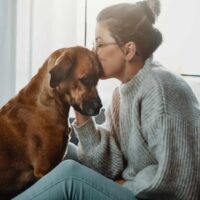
left=0, top=46, right=102, bottom=199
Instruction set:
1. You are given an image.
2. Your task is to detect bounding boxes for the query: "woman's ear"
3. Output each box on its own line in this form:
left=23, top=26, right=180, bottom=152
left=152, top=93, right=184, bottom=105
left=123, top=41, right=137, bottom=61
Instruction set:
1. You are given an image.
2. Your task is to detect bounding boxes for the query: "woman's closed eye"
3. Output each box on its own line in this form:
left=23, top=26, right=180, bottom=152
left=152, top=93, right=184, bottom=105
left=96, top=43, right=105, bottom=48
left=92, top=43, right=104, bottom=50
left=92, top=42, right=119, bottom=53
left=94, top=42, right=119, bottom=49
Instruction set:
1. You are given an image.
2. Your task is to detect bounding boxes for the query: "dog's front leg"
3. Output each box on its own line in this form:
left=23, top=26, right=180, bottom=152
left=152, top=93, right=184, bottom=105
left=29, top=136, right=52, bottom=178
left=28, top=132, right=68, bottom=179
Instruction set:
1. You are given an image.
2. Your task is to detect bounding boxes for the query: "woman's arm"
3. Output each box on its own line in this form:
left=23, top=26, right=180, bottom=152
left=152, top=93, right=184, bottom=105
left=72, top=88, right=125, bottom=179
left=74, top=111, right=90, bottom=126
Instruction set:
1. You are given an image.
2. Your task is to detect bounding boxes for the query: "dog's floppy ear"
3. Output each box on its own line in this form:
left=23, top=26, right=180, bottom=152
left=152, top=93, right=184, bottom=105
left=49, top=53, right=73, bottom=88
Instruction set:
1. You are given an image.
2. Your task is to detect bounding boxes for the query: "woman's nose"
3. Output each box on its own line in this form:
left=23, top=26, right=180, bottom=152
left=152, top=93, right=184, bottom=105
left=91, top=43, right=98, bottom=55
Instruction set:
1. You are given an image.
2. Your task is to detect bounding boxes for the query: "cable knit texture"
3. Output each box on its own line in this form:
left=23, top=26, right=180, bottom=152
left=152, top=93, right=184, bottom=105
left=73, top=57, right=200, bottom=200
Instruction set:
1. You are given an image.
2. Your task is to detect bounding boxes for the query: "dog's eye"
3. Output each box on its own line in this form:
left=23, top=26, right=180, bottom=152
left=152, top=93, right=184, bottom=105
left=80, top=77, right=92, bottom=86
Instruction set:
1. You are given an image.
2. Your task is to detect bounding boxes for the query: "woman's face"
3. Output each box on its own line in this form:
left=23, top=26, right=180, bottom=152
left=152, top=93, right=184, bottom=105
left=94, top=22, right=125, bottom=80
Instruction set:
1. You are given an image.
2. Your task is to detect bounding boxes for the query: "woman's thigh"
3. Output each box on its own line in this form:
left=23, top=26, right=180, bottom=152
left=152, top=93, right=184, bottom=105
left=13, top=160, right=136, bottom=200
left=63, top=142, right=78, bottom=161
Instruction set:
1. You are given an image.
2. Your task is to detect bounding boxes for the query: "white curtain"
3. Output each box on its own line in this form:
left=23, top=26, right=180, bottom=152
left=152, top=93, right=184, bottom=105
left=0, top=0, right=84, bottom=108
left=0, top=0, right=17, bottom=107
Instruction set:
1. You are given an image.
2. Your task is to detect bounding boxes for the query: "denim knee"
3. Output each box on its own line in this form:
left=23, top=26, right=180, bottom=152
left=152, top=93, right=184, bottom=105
left=58, top=159, right=83, bottom=178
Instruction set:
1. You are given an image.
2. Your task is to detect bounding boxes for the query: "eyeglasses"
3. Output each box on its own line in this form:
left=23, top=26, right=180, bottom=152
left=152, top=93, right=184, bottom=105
left=92, top=41, right=141, bottom=57
left=92, top=42, right=119, bottom=53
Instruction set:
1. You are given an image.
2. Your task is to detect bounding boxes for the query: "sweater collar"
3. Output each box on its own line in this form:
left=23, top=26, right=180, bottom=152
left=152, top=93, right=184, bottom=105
left=120, top=57, right=153, bottom=96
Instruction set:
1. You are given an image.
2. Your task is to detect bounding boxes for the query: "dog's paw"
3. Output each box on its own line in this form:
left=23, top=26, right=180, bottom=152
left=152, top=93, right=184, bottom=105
left=33, top=164, right=51, bottom=179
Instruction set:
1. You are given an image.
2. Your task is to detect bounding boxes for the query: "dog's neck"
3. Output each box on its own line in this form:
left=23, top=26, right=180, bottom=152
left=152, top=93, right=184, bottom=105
left=37, top=86, right=70, bottom=118
left=53, top=89, right=70, bottom=117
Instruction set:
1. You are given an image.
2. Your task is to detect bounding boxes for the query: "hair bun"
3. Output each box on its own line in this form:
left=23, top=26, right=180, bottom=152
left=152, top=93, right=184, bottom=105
left=147, top=0, right=161, bottom=18
left=136, top=0, right=161, bottom=24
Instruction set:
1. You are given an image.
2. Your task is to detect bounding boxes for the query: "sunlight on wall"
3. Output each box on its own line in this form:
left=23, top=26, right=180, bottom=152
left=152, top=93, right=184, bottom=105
left=155, top=0, right=200, bottom=75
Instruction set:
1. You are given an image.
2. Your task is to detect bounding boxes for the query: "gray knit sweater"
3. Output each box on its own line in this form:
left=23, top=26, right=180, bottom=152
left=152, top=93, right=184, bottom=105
left=73, top=57, right=200, bottom=200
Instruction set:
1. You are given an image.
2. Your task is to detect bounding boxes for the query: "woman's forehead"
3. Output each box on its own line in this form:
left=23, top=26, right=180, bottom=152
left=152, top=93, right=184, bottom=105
left=95, top=22, right=115, bottom=42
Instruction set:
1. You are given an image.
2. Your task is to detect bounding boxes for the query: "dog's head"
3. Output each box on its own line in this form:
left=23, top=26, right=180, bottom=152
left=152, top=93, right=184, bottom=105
left=49, top=46, right=103, bottom=116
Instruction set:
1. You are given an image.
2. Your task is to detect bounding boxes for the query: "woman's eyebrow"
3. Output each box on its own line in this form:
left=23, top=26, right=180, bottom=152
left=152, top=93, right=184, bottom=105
left=95, top=37, right=103, bottom=42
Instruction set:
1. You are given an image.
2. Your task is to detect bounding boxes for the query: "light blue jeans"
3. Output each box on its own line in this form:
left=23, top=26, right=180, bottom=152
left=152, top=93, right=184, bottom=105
left=13, top=143, right=136, bottom=200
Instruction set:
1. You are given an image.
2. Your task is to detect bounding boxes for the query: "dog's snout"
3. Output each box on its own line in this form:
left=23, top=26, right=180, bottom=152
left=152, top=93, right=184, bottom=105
left=83, top=97, right=102, bottom=116
left=91, top=97, right=102, bottom=110
left=91, top=100, right=99, bottom=110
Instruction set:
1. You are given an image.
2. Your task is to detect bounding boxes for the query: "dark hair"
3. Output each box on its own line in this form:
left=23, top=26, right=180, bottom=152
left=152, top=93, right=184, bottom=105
left=97, top=0, right=162, bottom=60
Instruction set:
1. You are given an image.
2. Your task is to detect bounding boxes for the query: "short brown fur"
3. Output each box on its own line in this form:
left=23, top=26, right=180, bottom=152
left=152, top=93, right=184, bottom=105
left=0, top=46, right=102, bottom=199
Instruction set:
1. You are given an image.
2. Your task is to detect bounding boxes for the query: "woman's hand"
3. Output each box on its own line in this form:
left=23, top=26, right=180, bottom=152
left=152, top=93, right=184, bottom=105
left=74, top=110, right=90, bottom=126
left=115, top=179, right=126, bottom=185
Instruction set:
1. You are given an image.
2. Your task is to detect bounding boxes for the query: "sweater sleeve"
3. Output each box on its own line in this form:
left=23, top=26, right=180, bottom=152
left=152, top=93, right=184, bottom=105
left=124, top=114, right=200, bottom=200
left=72, top=89, right=125, bottom=179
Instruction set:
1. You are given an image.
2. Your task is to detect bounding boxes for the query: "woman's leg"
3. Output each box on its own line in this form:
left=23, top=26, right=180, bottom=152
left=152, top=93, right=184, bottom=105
left=13, top=160, right=136, bottom=200
left=63, top=142, right=78, bottom=161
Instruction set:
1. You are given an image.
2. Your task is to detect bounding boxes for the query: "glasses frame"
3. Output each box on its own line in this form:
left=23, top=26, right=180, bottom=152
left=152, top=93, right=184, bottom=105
left=92, top=42, right=119, bottom=53
left=92, top=41, right=140, bottom=56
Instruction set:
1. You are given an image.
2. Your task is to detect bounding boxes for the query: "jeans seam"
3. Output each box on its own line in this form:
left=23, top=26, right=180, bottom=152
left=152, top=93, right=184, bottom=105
left=26, top=176, right=130, bottom=200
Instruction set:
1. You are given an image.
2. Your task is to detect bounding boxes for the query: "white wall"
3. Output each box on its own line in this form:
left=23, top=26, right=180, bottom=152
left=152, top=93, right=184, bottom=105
left=154, top=0, right=200, bottom=75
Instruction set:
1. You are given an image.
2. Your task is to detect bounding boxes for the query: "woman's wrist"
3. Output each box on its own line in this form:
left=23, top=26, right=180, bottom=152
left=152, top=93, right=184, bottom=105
left=74, top=110, right=90, bottom=126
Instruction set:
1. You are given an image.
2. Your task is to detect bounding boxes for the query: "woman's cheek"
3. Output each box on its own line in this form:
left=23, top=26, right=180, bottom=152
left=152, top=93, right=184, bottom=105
left=99, top=66, right=111, bottom=79
left=103, top=65, right=112, bottom=76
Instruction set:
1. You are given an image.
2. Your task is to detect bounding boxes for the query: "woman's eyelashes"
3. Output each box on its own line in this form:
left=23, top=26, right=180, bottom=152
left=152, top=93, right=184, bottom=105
left=96, top=43, right=104, bottom=48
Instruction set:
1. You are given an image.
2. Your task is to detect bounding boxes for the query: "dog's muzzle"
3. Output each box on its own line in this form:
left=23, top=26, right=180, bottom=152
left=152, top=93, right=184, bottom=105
left=73, top=97, right=102, bottom=116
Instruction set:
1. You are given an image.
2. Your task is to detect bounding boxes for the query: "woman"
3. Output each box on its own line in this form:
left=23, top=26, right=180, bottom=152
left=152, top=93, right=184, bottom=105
left=13, top=0, right=200, bottom=199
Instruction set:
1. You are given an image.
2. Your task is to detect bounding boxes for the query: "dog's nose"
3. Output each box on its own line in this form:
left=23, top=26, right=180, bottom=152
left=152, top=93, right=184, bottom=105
left=91, top=98, right=102, bottom=110
left=83, top=97, right=102, bottom=116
